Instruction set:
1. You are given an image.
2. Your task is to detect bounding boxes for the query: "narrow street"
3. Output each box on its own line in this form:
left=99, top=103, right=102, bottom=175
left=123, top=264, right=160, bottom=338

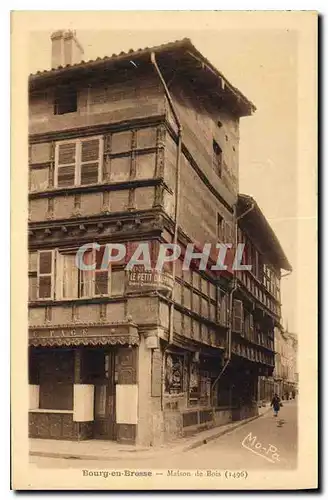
left=30, top=401, right=297, bottom=471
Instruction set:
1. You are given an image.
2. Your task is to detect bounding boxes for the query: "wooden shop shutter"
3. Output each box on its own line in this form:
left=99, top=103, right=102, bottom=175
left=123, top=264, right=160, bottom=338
left=80, top=138, right=101, bottom=185
left=232, top=299, right=244, bottom=333
left=56, top=142, right=76, bottom=187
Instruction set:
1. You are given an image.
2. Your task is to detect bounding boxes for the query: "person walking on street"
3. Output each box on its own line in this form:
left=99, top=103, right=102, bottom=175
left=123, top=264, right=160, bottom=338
left=271, top=393, right=281, bottom=417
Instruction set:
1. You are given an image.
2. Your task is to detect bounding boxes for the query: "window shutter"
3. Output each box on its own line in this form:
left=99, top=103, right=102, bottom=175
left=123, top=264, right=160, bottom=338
left=232, top=299, right=244, bottom=333
left=37, top=250, right=54, bottom=299
left=62, top=254, right=79, bottom=298
left=80, top=250, right=95, bottom=297
left=80, top=139, right=101, bottom=185
left=55, top=252, right=64, bottom=300
left=57, top=166, right=75, bottom=187
left=29, top=252, right=38, bottom=273
left=28, top=252, right=38, bottom=301
left=58, top=143, right=76, bottom=164
left=57, top=142, right=76, bottom=187
left=29, top=276, right=37, bottom=301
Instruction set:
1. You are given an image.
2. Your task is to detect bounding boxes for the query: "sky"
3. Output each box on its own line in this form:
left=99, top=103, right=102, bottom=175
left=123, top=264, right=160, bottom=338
left=28, top=27, right=299, bottom=332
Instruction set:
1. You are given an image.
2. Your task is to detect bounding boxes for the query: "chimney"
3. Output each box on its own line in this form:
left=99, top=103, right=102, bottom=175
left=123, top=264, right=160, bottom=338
left=50, top=30, right=84, bottom=69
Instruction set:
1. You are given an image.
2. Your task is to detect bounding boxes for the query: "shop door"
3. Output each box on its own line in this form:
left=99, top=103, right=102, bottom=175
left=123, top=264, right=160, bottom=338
left=93, top=350, right=116, bottom=440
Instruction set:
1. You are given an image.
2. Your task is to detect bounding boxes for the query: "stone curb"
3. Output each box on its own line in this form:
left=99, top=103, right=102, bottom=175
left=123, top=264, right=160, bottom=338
left=29, top=450, right=153, bottom=461
left=182, top=409, right=271, bottom=452
left=30, top=409, right=271, bottom=462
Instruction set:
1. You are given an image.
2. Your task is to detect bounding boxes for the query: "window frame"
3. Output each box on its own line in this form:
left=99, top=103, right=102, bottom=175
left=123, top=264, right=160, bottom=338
left=54, top=136, right=103, bottom=189
left=32, top=246, right=111, bottom=301
left=232, top=298, right=244, bottom=333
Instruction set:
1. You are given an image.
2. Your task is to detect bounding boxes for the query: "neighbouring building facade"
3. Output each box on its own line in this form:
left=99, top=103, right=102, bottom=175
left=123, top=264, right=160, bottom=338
left=273, top=328, right=298, bottom=400
left=28, top=31, right=291, bottom=446
left=258, top=328, right=298, bottom=404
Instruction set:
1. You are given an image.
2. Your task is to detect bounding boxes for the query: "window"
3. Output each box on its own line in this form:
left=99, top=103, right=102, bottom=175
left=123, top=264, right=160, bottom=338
left=29, top=252, right=38, bottom=301
left=263, top=264, right=280, bottom=299
left=217, top=213, right=225, bottom=241
left=56, top=246, right=110, bottom=299
left=54, top=86, right=77, bottom=115
left=37, top=250, right=55, bottom=299
left=55, top=136, right=103, bottom=188
left=232, top=299, right=244, bottom=333
left=30, top=246, right=111, bottom=301
left=244, top=311, right=254, bottom=340
left=38, top=351, right=74, bottom=411
left=213, top=140, right=223, bottom=177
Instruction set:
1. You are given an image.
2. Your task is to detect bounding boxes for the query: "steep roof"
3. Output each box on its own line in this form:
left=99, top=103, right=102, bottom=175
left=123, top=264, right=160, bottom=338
left=29, top=37, right=256, bottom=117
left=238, top=194, right=292, bottom=272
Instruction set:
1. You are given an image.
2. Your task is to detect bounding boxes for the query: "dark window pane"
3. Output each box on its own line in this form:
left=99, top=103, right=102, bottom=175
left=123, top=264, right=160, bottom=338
left=58, top=143, right=76, bottom=165
left=80, top=162, right=98, bottom=185
left=217, top=213, right=224, bottom=240
left=54, top=87, right=77, bottom=115
left=39, top=252, right=52, bottom=274
left=213, top=140, right=222, bottom=177
left=57, top=165, right=75, bottom=187
left=39, top=276, right=52, bottom=298
left=96, top=246, right=106, bottom=270
left=95, top=271, right=108, bottom=295
left=81, top=139, right=99, bottom=162
left=39, top=351, right=74, bottom=410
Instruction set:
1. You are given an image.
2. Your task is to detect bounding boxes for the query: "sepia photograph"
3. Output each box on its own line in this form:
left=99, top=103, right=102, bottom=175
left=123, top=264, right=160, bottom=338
left=11, top=10, right=317, bottom=490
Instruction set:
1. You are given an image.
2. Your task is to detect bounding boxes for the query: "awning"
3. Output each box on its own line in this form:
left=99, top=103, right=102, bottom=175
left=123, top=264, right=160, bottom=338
left=29, top=323, right=139, bottom=347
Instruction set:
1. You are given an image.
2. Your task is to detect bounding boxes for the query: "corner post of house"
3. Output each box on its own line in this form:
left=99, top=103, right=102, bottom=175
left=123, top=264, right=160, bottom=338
left=136, top=329, right=164, bottom=447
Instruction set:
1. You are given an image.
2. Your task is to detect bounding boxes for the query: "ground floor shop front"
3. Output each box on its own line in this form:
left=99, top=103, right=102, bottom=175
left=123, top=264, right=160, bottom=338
left=29, top=343, right=139, bottom=443
left=29, top=335, right=262, bottom=446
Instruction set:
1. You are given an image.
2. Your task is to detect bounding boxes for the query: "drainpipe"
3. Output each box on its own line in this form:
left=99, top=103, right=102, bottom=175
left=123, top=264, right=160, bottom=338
left=211, top=201, right=255, bottom=406
left=150, top=52, right=182, bottom=410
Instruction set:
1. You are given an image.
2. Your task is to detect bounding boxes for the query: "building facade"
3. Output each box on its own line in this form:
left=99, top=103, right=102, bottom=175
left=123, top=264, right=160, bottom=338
left=28, top=31, right=291, bottom=445
left=273, top=328, right=298, bottom=400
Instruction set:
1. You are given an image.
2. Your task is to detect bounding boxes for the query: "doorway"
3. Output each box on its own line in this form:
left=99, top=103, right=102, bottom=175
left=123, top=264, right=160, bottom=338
left=90, top=349, right=117, bottom=440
